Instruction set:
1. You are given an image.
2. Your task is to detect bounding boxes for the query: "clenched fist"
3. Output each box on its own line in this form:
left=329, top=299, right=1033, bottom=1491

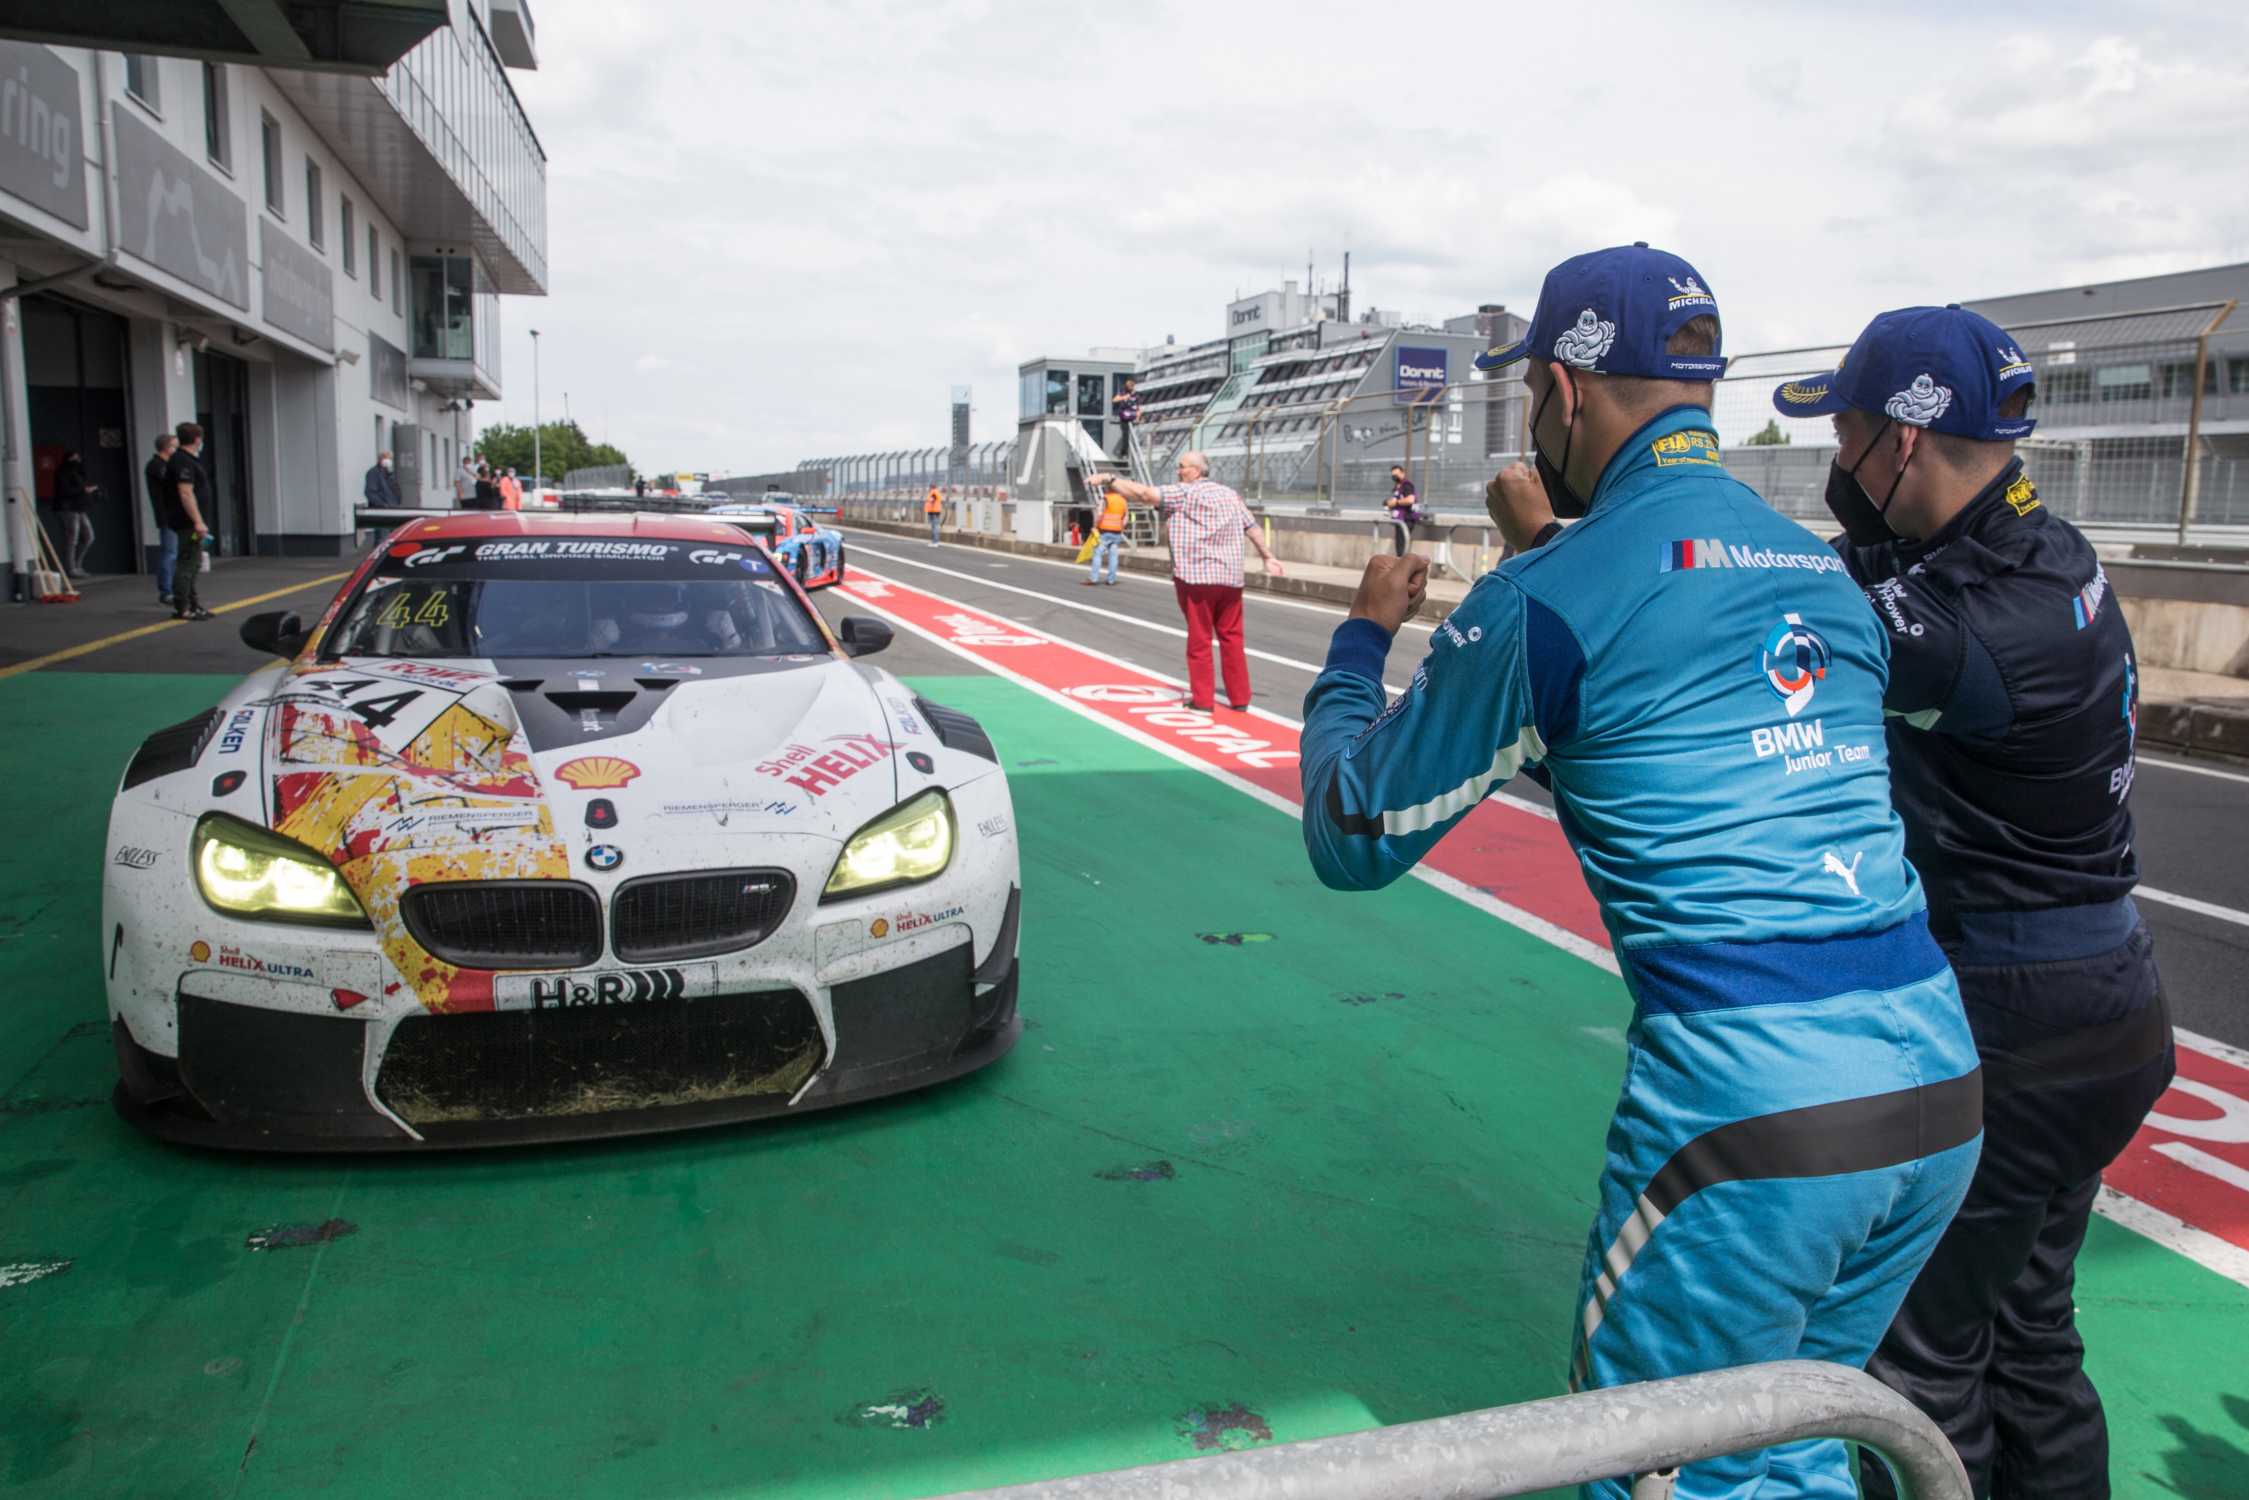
left=1486, top=462, right=1557, bottom=554
left=1349, top=553, right=1429, bottom=635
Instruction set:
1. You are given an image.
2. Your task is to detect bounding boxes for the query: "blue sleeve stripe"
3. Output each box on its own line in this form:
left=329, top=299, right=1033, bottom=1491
left=1324, top=618, right=1392, bottom=682
left=1522, top=594, right=1585, bottom=750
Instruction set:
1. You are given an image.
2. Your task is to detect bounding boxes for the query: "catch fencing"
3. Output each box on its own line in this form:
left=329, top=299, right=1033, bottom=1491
left=561, top=462, right=632, bottom=490
left=791, top=296, right=2245, bottom=543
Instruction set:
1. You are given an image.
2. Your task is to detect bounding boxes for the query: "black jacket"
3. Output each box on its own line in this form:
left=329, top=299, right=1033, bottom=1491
left=364, top=462, right=402, bottom=506
left=53, top=457, right=91, bottom=511
left=1839, top=460, right=2140, bottom=948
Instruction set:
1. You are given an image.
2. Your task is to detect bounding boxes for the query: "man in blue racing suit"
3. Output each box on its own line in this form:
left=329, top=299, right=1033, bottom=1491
left=1774, top=307, right=2174, bottom=1500
left=1301, top=244, right=1983, bottom=1499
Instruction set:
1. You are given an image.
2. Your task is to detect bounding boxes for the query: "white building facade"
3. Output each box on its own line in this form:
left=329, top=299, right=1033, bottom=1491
left=0, top=0, right=545, bottom=592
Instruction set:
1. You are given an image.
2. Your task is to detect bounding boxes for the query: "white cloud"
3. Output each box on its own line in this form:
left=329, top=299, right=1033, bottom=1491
left=490, top=2, right=2249, bottom=475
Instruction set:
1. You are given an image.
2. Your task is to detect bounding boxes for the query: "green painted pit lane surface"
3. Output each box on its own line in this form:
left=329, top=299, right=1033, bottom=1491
left=0, top=670, right=2242, bottom=1498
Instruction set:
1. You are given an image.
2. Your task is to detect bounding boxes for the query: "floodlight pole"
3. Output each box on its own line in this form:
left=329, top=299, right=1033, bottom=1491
left=530, top=328, right=542, bottom=490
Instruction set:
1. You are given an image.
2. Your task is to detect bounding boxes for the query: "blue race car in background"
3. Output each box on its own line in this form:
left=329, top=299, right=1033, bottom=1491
left=710, top=499, right=845, bottom=589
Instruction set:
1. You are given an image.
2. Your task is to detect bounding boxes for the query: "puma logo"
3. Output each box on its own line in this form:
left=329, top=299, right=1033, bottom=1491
left=1822, top=849, right=1864, bottom=898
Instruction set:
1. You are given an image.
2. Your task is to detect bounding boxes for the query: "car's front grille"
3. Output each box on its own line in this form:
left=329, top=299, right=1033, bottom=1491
left=611, top=869, right=794, bottom=963
left=375, top=988, right=824, bottom=1123
left=401, top=882, right=602, bottom=969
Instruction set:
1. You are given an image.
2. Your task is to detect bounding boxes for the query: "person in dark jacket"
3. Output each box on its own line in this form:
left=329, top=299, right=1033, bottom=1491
left=473, top=464, right=500, bottom=510
left=52, top=449, right=99, bottom=577
left=145, top=433, right=180, bottom=604
left=1385, top=464, right=1421, bottom=555
left=363, top=449, right=402, bottom=509
left=1774, top=306, right=2175, bottom=1500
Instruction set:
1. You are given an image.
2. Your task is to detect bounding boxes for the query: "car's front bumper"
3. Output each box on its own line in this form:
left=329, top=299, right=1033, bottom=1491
left=113, top=918, right=1021, bottom=1152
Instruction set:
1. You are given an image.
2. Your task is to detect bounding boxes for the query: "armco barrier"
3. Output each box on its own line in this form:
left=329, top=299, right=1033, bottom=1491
left=938, top=1361, right=1970, bottom=1500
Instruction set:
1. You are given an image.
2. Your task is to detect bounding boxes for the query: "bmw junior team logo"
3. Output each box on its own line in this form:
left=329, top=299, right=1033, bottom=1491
left=585, top=844, right=625, bottom=872
left=1760, top=612, right=1831, bottom=719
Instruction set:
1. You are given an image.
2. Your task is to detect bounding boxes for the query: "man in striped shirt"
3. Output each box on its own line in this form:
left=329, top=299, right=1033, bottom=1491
left=1099, top=452, right=1283, bottom=711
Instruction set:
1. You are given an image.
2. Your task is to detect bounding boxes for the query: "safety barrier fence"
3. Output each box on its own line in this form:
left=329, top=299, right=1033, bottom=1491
left=938, top=1361, right=1968, bottom=1500
left=795, top=300, right=2246, bottom=543
left=560, top=462, right=632, bottom=490
left=798, top=442, right=1014, bottom=502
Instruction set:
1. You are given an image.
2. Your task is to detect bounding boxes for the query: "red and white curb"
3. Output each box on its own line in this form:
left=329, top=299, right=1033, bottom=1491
left=837, top=564, right=2249, bottom=1289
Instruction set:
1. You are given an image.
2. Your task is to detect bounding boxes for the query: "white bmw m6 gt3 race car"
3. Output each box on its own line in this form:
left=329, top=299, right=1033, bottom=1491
left=102, top=513, right=1021, bottom=1150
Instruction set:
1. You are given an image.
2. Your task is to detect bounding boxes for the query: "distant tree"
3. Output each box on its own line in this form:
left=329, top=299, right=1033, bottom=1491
left=1744, top=419, right=1791, bottom=447
left=473, top=420, right=630, bottom=485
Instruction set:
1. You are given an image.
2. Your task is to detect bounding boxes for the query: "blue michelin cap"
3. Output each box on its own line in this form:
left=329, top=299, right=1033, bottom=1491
left=1472, top=242, right=1726, bottom=380
left=1772, top=304, right=2038, bottom=441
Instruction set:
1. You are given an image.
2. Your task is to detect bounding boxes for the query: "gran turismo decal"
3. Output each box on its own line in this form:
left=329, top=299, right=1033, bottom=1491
left=555, top=756, right=642, bottom=790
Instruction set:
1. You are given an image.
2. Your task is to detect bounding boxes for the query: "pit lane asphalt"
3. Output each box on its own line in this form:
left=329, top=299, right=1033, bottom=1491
left=827, top=528, right=2249, bottom=1053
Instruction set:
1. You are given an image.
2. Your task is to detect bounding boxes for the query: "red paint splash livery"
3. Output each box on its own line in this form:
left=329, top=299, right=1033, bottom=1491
left=836, top=565, right=2249, bottom=1273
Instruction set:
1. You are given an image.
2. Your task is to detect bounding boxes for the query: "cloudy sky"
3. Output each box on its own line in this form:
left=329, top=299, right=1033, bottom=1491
left=488, top=0, right=2249, bottom=478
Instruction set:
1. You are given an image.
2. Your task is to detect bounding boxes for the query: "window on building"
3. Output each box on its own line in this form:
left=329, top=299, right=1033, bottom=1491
left=2158, top=359, right=2218, bottom=399
left=305, top=159, right=323, bottom=247
left=410, top=255, right=479, bottom=360
left=375, top=415, right=385, bottom=461
left=1076, top=373, right=1106, bottom=417
left=202, top=63, right=229, bottom=167
left=368, top=227, right=381, bottom=297
left=124, top=54, right=160, bottom=111
left=2044, top=367, right=2091, bottom=403
left=2229, top=357, right=2249, bottom=394
left=260, top=112, right=283, bottom=214
left=2096, top=363, right=2152, bottom=403
left=390, top=249, right=402, bottom=315
left=1044, top=369, right=1071, bottom=415
left=1019, top=368, right=1041, bottom=422
left=341, top=198, right=356, bottom=276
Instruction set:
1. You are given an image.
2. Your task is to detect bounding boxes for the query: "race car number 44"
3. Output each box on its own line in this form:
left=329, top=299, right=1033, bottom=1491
left=496, top=964, right=714, bottom=1010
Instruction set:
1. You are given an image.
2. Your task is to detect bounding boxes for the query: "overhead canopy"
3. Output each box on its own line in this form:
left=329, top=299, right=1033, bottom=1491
left=0, top=0, right=449, bottom=76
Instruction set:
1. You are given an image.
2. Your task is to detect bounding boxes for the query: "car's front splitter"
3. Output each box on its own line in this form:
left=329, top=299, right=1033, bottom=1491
left=113, top=945, right=1021, bottom=1153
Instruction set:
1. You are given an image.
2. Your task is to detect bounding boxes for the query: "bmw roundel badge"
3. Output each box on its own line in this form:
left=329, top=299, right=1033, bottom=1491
left=585, top=843, right=624, bottom=872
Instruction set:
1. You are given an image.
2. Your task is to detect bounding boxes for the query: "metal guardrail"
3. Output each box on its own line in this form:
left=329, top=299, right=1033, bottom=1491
left=939, top=1361, right=1969, bottom=1500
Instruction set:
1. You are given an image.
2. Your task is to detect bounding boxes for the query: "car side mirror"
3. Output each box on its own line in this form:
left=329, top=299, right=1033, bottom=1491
left=240, top=609, right=309, bottom=659
left=838, top=616, right=892, bottom=659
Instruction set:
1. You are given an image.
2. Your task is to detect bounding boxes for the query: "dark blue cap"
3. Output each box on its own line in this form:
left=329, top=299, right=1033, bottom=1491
left=1771, top=304, right=2038, bottom=441
left=1472, top=242, right=1725, bottom=380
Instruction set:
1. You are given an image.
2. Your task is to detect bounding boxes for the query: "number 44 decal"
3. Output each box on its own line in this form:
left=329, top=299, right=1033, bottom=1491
left=297, top=677, right=426, bottom=729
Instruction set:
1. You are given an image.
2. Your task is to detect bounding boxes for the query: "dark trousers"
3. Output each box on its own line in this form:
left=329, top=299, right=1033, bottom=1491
left=1172, top=579, right=1248, bottom=709
left=1114, top=422, right=1134, bottom=460
left=171, top=529, right=203, bottom=612
left=1862, top=923, right=2173, bottom=1500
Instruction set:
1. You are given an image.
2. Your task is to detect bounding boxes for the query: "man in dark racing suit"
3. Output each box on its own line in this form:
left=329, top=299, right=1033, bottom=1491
left=1773, top=305, right=2176, bottom=1500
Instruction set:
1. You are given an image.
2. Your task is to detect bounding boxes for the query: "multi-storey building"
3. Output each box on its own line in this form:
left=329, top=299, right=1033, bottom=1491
left=0, top=0, right=546, bottom=594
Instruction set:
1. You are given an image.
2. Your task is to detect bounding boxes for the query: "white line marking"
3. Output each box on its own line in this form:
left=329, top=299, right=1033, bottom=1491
left=853, top=543, right=1414, bottom=691
left=848, top=566, right=2247, bottom=1288
left=2177, top=1026, right=2249, bottom=1072
left=838, top=570, right=1606, bottom=970
left=847, top=529, right=1438, bottom=632
left=2093, top=1186, right=2249, bottom=1288
left=0, top=1260, right=71, bottom=1289
left=2136, top=754, right=2249, bottom=787
left=2154, top=1142, right=2249, bottom=1195
left=2137, top=885, right=2249, bottom=931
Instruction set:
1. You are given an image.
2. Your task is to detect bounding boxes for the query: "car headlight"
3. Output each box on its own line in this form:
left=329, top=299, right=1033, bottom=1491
left=823, top=790, right=954, bottom=901
left=192, top=813, right=370, bottom=927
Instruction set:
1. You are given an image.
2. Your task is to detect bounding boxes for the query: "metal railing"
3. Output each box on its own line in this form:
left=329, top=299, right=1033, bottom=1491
left=560, top=462, right=631, bottom=490
left=940, top=1361, right=1969, bottom=1500
left=801, top=441, right=1016, bottom=501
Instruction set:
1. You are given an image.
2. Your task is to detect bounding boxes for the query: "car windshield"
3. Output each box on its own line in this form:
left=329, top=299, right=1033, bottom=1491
left=325, top=535, right=828, bottom=660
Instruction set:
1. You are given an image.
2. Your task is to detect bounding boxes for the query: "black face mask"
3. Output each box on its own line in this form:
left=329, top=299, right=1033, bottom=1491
left=1530, top=379, right=1589, bottom=518
left=1825, top=418, right=1910, bottom=546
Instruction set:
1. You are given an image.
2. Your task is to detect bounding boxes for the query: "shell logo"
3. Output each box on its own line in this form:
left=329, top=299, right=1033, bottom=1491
left=868, top=918, right=889, bottom=939
left=189, top=940, right=211, bottom=963
left=555, top=756, right=642, bottom=790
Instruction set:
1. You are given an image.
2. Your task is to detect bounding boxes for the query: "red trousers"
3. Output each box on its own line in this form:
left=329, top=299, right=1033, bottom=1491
left=1172, top=578, right=1249, bottom=709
